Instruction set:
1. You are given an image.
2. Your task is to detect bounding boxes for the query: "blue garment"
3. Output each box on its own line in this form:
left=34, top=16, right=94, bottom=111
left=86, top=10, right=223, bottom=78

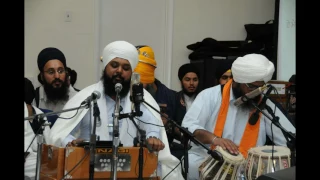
left=154, top=79, right=177, bottom=120
left=39, top=108, right=59, bottom=128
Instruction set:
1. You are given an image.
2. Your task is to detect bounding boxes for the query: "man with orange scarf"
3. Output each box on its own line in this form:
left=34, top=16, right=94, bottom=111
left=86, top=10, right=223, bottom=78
left=181, top=54, right=296, bottom=180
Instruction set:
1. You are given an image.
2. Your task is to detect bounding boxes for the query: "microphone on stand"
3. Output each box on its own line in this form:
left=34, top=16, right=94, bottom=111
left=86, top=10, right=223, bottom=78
left=111, top=82, right=122, bottom=180
left=81, top=91, right=101, bottom=105
left=233, top=84, right=269, bottom=107
left=248, top=85, right=273, bottom=125
left=129, top=72, right=145, bottom=180
left=115, top=83, right=122, bottom=94
left=130, top=73, right=143, bottom=116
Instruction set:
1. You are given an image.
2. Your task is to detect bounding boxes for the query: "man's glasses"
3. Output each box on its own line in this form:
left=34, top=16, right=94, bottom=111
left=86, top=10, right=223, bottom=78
left=44, top=68, right=66, bottom=76
left=220, top=75, right=233, bottom=80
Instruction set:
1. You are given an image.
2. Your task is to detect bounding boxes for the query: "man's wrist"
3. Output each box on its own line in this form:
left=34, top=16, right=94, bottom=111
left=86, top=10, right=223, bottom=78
left=212, top=135, right=220, bottom=145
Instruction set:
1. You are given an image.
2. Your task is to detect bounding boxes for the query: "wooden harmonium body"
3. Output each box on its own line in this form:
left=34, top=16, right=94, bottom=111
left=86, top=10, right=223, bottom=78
left=40, top=143, right=159, bottom=180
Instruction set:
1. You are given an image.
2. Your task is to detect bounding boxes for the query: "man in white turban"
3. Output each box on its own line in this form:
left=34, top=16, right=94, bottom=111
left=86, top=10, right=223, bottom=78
left=47, top=41, right=183, bottom=179
left=181, top=54, right=295, bottom=180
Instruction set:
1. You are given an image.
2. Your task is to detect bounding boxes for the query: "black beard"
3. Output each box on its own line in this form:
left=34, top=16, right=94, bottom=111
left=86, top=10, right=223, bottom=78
left=42, top=75, right=69, bottom=103
left=232, top=83, right=261, bottom=110
left=102, top=71, right=130, bottom=98
left=181, top=82, right=199, bottom=97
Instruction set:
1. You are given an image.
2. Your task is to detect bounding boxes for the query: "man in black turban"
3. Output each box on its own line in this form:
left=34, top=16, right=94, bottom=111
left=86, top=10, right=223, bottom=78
left=215, top=60, right=234, bottom=85
left=170, top=63, right=201, bottom=160
left=34, top=47, right=78, bottom=113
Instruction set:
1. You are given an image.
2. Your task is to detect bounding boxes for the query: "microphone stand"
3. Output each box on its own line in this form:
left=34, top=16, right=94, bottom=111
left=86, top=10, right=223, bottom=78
left=119, top=111, right=145, bottom=180
left=89, top=99, right=100, bottom=180
left=24, top=105, right=88, bottom=180
left=111, top=91, right=121, bottom=180
left=34, top=115, right=51, bottom=180
left=24, top=105, right=89, bottom=121
left=248, top=100, right=296, bottom=166
left=142, top=100, right=224, bottom=180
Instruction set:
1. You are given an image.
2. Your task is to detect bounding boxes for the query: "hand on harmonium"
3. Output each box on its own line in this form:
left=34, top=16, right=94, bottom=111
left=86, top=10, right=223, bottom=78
left=213, top=137, right=239, bottom=155
left=67, top=138, right=85, bottom=147
left=146, top=136, right=165, bottom=152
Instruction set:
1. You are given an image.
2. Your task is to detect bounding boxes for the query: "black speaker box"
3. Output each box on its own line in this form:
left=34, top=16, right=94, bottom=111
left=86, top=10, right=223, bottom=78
left=256, top=166, right=295, bottom=180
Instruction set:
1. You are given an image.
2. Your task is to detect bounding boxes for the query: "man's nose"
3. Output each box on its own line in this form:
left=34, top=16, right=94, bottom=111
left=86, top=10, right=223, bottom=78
left=54, top=71, right=61, bottom=78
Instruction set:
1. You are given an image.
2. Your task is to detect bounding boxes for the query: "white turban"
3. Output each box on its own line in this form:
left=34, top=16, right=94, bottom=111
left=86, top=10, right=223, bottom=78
left=231, top=54, right=275, bottom=83
left=102, top=41, right=138, bottom=69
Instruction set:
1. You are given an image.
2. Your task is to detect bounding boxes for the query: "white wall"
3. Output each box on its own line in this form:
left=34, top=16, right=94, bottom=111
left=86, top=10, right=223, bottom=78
left=25, top=0, right=96, bottom=89
left=171, top=0, right=275, bottom=91
left=277, top=0, right=296, bottom=81
left=97, top=0, right=173, bottom=87
left=25, top=0, right=278, bottom=92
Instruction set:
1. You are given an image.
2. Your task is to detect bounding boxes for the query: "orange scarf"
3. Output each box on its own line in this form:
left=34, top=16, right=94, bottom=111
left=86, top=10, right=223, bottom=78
left=210, top=79, right=261, bottom=158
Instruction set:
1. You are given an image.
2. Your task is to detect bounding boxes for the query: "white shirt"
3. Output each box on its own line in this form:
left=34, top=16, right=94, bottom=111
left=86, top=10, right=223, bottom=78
left=62, top=93, right=160, bottom=147
left=183, top=94, right=196, bottom=111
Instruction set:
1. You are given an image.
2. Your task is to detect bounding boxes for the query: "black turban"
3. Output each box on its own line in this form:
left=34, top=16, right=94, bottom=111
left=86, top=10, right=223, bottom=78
left=178, top=63, right=200, bottom=81
left=66, top=67, right=78, bottom=86
left=25, top=78, right=35, bottom=105
left=215, top=60, right=234, bottom=80
left=37, top=47, right=66, bottom=71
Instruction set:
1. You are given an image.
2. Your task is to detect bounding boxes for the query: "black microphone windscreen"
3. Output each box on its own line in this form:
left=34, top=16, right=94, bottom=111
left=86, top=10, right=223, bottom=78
left=249, top=112, right=260, bottom=125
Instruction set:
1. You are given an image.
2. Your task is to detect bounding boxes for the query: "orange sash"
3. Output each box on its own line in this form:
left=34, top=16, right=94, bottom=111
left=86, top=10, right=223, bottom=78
left=210, top=79, right=261, bottom=158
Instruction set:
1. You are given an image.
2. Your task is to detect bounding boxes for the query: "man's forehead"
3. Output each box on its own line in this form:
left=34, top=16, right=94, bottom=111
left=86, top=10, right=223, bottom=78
left=109, top=58, right=131, bottom=65
left=44, top=59, right=65, bottom=67
left=184, top=72, right=198, bottom=78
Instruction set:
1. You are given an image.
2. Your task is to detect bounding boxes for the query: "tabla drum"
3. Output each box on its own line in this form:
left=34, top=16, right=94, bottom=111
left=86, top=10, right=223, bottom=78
left=199, top=146, right=245, bottom=180
left=245, top=146, right=291, bottom=180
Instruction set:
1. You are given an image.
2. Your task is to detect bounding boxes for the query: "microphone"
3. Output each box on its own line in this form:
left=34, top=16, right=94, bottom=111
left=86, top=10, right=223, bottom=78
left=248, top=85, right=273, bottom=125
left=233, top=85, right=268, bottom=107
left=81, top=91, right=101, bottom=105
left=115, top=83, right=122, bottom=94
left=130, top=73, right=143, bottom=116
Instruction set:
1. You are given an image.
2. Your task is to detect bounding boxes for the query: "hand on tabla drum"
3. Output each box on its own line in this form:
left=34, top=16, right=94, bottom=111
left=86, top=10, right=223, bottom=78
left=213, top=137, right=239, bottom=155
left=199, top=146, right=245, bottom=180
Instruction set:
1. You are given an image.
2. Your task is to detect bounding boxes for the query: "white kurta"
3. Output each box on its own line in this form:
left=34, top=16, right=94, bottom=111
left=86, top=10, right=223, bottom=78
left=48, top=81, right=183, bottom=179
left=181, top=85, right=296, bottom=180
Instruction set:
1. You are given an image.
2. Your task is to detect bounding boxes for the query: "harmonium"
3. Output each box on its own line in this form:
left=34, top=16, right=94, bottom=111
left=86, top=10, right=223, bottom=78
left=40, top=142, right=160, bottom=180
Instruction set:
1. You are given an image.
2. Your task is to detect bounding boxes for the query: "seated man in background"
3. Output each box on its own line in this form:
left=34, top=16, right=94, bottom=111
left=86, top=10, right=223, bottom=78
left=133, top=45, right=177, bottom=126
left=171, top=63, right=201, bottom=160
left=215, top=60, right=233, bottom=85
left=33, top=47, right=78, bottom=112
left=48, top=41, right=183, bottom=179
left=181, top=54, right=296, bottom=180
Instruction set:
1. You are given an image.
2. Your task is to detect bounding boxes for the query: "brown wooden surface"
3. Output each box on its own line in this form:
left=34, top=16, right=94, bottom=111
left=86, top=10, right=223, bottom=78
left=40, top=144, right=65, bottom=180
left=64, top=146, right=158, bottom=179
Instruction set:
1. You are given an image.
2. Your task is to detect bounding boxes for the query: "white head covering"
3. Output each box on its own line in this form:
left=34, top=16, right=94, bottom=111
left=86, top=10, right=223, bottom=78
left=102, top=41, right=138, bottom=69
left=231, top=54, right=275, bottom=83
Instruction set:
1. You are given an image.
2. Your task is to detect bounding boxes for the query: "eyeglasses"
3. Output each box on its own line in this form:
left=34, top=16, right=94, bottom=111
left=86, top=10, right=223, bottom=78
left=44, top=68, right=66, bottom=76
left=220, top=75, right=233, bottom=80
left=245, top=83, right=265, bottom=90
